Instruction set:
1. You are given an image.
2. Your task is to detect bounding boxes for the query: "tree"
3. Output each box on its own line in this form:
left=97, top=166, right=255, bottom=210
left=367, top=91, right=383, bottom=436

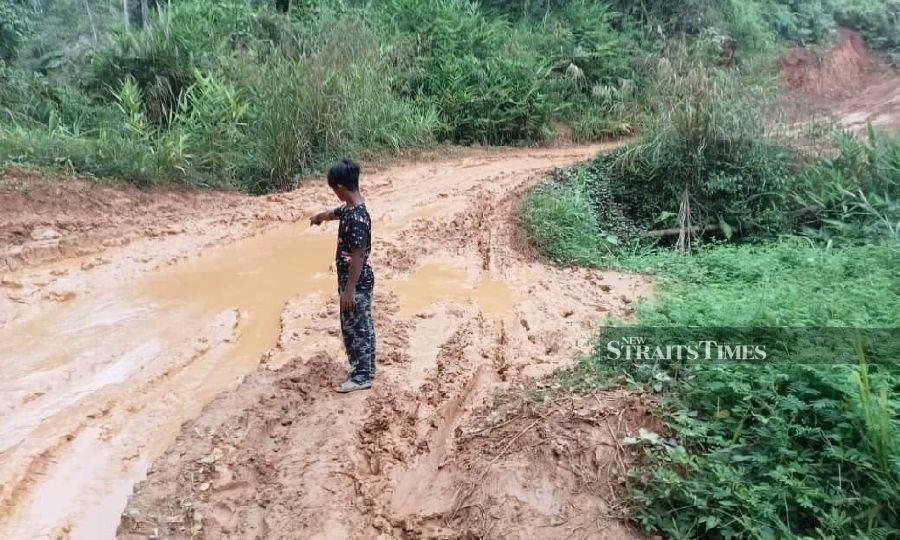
left=0, top=0, right=30, bottom=63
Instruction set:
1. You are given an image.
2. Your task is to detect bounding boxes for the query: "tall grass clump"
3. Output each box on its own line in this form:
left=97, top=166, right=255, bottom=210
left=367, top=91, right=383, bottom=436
left=237, top=17, right=438, bottom=191
left=548, top=52, right=800, bottom=250
left=523, top=169, right=609, bottom=265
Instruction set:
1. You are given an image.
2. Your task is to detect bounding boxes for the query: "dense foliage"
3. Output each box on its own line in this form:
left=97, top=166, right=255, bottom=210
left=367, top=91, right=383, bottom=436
left=0, top=0, right=29, bottom=64
left=1, top=0, right=898, bottom=190
left=569, top=242, right=900, bottom=539
left=527, top=149, right=899, bottom=539
left=523, top=31, right=899, bottom=537
left=526, top=55, right=899, bottom=255
left=0, top=0, right=646, bottom=190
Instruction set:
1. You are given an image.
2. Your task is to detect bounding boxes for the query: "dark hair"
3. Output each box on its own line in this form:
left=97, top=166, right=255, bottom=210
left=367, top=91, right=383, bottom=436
left=327, top=158, right=360, bottom=191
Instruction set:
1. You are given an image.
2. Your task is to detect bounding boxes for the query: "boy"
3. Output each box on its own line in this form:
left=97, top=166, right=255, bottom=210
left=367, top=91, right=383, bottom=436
left=310, top=159, right=376, bottom=393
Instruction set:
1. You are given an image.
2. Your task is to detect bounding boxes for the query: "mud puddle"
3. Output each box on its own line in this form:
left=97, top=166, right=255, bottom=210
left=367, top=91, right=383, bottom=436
left=0, top=191, right=536, bottom=539
left=391, top=260, right=515, bottom=317
left=0, top=223, right=340, bottom=538
left=2, top=144, right=643, bottom=539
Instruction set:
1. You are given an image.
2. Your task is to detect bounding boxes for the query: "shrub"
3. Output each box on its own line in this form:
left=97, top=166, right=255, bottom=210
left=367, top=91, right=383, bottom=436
left=88, top=11, right=197, bottom=126
left=373, top=0, right=555, bottom=144
left=0, top=0, right=30, bottom=64
left=835, top=0, right=900, bottom=63
left=236, top=18, right=438, bottom=191
left=87, top=1, right=288, bottom=126
left=567, top=241, right=900, bottom=539
left=175, top=69, right=248, bottom=178
left=794, top=127, right=900, bottom=245
left=577, top=53, right=797, bottom=247
left=766, top=0, right=837, bottom=45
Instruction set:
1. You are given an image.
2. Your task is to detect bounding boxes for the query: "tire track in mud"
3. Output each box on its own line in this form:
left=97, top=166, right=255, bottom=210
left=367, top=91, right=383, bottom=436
left=1, top=144, right=646, bottom=539
left=116, top=144, right=650, bottom=539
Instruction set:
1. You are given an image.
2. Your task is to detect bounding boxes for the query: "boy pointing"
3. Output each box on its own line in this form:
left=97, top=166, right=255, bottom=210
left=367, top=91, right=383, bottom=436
left=310, top=159, right=376, bottom=393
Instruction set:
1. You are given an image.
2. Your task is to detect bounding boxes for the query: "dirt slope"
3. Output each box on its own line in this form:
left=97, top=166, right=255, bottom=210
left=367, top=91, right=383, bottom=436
left=0, top=144, right=650, bottom=539
left=780, top=28, right=900, bottom=135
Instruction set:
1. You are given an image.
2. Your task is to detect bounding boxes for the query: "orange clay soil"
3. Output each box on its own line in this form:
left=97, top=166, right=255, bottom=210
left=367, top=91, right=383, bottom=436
left=778, top=28, right=900, bottom=136
left=0, top=144, right=653, bottom=539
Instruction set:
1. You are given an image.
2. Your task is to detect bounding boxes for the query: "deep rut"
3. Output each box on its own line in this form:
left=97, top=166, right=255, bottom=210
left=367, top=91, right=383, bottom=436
left=1, top=145, right=648, bottom=539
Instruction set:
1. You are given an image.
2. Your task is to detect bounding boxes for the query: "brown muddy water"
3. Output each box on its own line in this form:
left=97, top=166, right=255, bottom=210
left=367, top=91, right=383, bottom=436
left=0, top=215, right=514, bottom=539
left=1, top=145, right=626, bottom=539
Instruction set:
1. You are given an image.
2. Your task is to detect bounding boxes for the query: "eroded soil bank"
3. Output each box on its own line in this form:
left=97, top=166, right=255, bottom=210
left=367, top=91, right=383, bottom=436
left=779, top=28, right=900, bottom=136
left=0, top=144, right=650, bottom=539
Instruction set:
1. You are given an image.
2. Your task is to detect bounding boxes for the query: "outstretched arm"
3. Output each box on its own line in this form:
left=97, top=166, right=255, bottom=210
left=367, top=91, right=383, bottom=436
left=310, top=207, right=341, bottom=226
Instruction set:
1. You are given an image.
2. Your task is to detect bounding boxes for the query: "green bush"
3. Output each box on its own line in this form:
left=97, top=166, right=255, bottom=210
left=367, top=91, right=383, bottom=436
left=0, top=75, right=193, bottom=187
left=794, top=127, right=900, bottom=245
left=836, top=0, right=900, bottom=62
left=572, top=54, right=797, bottom=247
left=88, top=12, right=197, bottom=126
left=373, top=0, right=556, bottom=144
left=12, top=0, right=646, bottom=188
left=568, top=241, right=900, bottom=539
left=236, top=18, right=438, bottom=191
left=766, top=0, right=837, bottom=45
left=87, top=1, right=291, bottom=125
left=0, top=0, right=30, bottom=64
left=523, top=1, right=645, bottom=138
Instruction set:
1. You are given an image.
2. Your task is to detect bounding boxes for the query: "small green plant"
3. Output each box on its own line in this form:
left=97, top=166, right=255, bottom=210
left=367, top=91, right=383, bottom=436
left=522, top=177, right=608, bottom=266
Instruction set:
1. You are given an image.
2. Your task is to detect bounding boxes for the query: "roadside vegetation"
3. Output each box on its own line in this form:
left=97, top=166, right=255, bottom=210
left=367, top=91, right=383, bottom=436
left=2, top=0, right=898, bottom=191
left=523, top=28, right=899, bottom=538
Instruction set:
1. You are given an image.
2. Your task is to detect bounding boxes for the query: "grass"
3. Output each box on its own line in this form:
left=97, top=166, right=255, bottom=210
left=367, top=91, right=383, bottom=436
left=529, top=187, right=900, bottom=537
left=523, top=141, right=900, bottom=538
left=604, top=243, right=899, bottom=539
left=521, top=56, right=899, bottom=535
left=9, top=0, right=894, bottom=191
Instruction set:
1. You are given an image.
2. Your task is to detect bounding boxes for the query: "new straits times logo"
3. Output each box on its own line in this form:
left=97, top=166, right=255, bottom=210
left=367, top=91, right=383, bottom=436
left=599, top=328, right=899, bottom=365
left=605, top=336, right=767, bottom=362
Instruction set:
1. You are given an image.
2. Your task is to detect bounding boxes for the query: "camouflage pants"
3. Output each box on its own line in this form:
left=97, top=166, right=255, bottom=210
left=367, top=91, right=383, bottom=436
left=340, top=288, right=376, bottom=384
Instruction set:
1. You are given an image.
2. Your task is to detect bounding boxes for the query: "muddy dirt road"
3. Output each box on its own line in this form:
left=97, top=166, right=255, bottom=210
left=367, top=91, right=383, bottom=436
left=0, top=144, right=650, bottom=539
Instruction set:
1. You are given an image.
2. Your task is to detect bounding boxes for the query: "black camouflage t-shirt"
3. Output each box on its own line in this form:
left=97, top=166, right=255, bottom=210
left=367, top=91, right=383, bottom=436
left=334, top=204, right=374, bottom=292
